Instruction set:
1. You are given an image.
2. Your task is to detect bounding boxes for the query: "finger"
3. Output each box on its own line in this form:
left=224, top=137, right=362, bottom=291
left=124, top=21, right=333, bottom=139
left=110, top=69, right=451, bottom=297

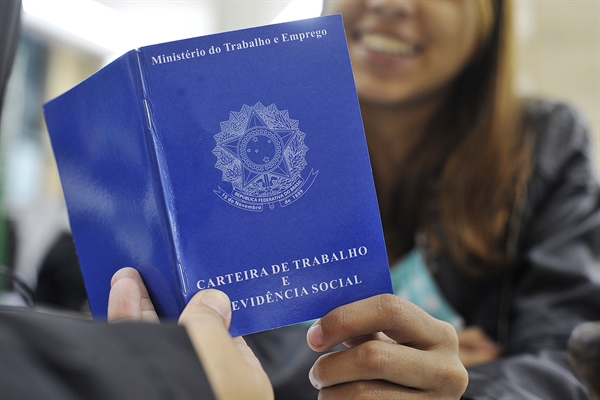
left=457, top=327, right=500, bottom=351
left=108, top=277, right=143, bottom=322
left=318, top=380, right=426, bottom=400
left=233, top=336, right=266, bottom=370
left=308, top=294, right=454, bottom=351
left=180, top=290, right=273, bottom=400
left=343, top=332, right=395, bottom=348
left=309, top=340, right=458, bottom=391
left=110, top=267, right=158, bottom=322
left=111, top=267, right=147, bottom=295
left=459, top=346, right=500, bottom=367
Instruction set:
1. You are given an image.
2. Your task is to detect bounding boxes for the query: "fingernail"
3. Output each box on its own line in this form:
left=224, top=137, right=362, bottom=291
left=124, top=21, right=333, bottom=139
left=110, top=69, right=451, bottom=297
left=198, top=290, right=231, bottom=320
left=308, top=366, right=321, bottom=389
left=307, top=321, right=324, bottom=348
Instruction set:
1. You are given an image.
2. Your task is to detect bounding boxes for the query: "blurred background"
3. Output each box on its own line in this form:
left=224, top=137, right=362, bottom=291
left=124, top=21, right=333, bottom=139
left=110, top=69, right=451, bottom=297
left=1, top=0, right=598, bottom=307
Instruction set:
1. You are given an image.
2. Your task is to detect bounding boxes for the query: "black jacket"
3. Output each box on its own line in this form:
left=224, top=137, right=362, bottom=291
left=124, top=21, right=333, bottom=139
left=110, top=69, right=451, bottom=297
left=445, top=100, right=599, bottom=398
left=0, top=308, right=216, bottom=399
left=246, top=100, right=600, bottom=399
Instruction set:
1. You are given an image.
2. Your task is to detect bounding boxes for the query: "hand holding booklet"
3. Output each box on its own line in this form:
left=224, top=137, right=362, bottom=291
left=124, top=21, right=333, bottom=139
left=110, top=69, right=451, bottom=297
left=44, top=15, right=392, bottom=336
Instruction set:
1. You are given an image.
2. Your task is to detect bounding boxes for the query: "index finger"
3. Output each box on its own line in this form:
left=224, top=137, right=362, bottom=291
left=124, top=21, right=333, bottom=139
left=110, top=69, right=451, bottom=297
left=308, top=294, right=454, bottom=352
left=108, top=267, right=158, bottom=323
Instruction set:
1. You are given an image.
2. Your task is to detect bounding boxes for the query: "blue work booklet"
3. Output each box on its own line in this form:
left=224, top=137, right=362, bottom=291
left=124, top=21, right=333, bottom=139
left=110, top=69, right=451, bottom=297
left=44, top=15, right=392, bottom=336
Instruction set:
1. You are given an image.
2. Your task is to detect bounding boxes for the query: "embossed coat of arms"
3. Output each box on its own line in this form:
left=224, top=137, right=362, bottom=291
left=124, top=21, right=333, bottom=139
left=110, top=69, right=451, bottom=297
left=213, top=102, right=318, bottom=211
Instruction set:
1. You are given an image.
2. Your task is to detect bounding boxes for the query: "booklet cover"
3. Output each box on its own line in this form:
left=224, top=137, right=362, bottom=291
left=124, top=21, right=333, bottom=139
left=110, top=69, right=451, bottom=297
left=44, top=15, right=392, bottom=336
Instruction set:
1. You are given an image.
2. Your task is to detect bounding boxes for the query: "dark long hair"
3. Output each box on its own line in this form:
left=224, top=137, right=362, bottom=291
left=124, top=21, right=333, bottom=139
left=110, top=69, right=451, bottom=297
left=387, top=0, right=531, bottom=276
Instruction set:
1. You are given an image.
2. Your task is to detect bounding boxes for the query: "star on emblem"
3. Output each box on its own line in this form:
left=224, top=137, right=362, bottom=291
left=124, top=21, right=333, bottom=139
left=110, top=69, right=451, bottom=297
left=219, top=110, right=297, bottom=188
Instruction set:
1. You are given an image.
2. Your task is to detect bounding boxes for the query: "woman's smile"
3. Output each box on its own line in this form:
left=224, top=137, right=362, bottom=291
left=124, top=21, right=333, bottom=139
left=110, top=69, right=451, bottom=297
left=324, top=0, right=481, bottom=106
left=359, top=33, right=421, bottom=57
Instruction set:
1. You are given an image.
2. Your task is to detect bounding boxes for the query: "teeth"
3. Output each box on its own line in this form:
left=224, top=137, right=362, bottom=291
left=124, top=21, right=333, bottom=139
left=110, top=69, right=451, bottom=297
left=361, top=34, right=416, bottom=55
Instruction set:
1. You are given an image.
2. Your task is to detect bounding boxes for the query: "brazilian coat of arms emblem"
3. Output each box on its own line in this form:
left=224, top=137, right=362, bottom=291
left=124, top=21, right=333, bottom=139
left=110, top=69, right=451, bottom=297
left=213, top=102, right=318, bottom=211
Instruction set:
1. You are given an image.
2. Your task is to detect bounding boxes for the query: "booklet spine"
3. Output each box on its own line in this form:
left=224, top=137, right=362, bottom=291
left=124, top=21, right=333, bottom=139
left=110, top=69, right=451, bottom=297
left=131, top=50, right=189, bottom=309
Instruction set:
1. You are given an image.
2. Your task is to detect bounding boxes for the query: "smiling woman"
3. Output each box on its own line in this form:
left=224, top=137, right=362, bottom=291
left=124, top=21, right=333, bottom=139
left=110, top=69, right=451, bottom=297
left=328, top=0, right=527, bottom=272
left=244, top=1, right=600, bottom=399
left=328, top=0, right=484, bottom=105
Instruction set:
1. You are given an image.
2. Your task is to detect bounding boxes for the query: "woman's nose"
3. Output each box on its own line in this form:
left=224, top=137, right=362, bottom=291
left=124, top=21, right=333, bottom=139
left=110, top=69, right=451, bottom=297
left=364, top=0, right=417, bottom=20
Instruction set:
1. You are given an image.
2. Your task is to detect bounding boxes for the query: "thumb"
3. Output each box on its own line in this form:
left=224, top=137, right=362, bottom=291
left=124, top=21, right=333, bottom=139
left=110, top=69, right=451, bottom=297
left=178, top=290, right=273, bottom=400
left=179, top=289, right=232, bottom=329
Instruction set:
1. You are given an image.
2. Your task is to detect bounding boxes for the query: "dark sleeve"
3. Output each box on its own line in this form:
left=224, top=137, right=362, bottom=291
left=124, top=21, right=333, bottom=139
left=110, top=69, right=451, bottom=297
left=463, top=102, right=600, bottom=399
left=465, top=349, right=588, bottom=399
left=0, top=309, right=215, bottom=400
